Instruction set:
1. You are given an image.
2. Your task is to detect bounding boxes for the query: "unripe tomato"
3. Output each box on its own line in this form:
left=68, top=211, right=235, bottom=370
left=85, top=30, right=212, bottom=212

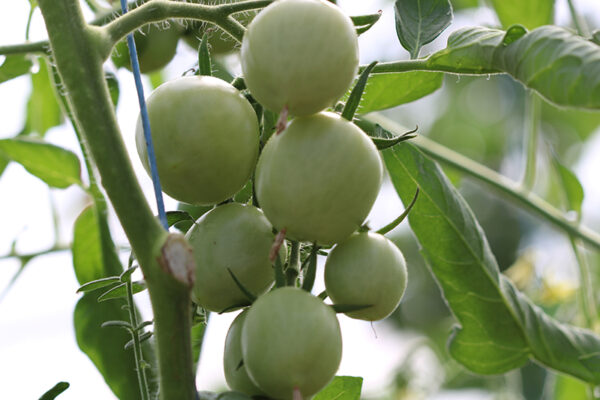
left=242, top=287, right=342, bottom=399
left=223, top=310, right=266, bottom=396
left=255, top=112, right=383, bottom=246
left=136, top=76, right=259, bottom=205
left=324, top=232, right=408, bottom=321
left=186, top=203, right=275, bottom=312
left=112, top=23, right=182, bottom=73
left=241, top=0, right=359, bottom=116
left=183, top=0, right=255, bottom=54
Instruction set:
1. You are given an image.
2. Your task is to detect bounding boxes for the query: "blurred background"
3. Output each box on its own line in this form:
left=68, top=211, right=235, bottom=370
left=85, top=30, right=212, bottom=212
left=1, top=0, right=600, bottom=399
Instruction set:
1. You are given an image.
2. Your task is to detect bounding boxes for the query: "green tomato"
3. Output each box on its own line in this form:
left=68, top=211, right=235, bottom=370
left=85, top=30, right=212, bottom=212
left=242, top=287, right=342, bottom=399
left=241, top=0, right=359, bottom=116
left=186, top=203, right=275, bottom=312
left=255, top=112, right=383, bottom=246
left=324, top=232, right=408, bottom=321
left=112, top=23, right=182, bottom=73
left=136, top=76, right=259, bottom=205
left=223, top=310, right=267, bottom=396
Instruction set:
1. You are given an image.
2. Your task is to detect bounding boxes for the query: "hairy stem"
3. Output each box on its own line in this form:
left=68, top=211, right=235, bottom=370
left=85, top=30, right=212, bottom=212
left=0, top=41, right=49, bottom=55
left=367, top=114, right=600, bottom=251
left=38, top=1, right=195, bottom=399
left=1, top=0, right=274, bottom=57
left=126, top=280, right=151, bottom=400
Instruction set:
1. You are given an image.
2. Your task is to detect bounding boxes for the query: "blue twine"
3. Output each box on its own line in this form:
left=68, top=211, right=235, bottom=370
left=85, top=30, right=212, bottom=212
left=119, top=0, right=169, bottom=230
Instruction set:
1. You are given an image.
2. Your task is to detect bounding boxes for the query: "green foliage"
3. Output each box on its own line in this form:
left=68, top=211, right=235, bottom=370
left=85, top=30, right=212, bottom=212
left=0, top=55, right=32, bottom=83
left=495, top=26, right=600, bottom=110
left=426, top=25, right=600, bottom=110
left=72, top=205, right=156, bottom=399
left=552, top=156, right=584, bottom=219
left=313, top=376, right=363, bottom=400
left=38, top=382, right=69, bottom=400
left=24, top=58, right=62, bottom=136
left=357, top=72, right=443, bottom=113
left=384, top=143, right=600, bottom=383
left=427, top=26, right=505, bottom=73
left=489, top=0, right=554, bottom=30
left=0, top=137, right=81, bottom=188
left=394, top=0, right=453, bottom=59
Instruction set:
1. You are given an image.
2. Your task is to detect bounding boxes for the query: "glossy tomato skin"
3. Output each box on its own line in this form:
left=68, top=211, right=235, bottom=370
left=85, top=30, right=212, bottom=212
left=242, top=287, right=342, bottom=399
left=112, top=23, right=182, bottom=73
left=241, top=0, right=359, bottom=116
left=255, top=112, right=383, bottom=246
left=136, top=76, right=259, bottom=205
left=186, top=203, right=275, bottom=312
left=324, top=232, right=408, bottom=321
left=223, top=310, right=267, bottom=396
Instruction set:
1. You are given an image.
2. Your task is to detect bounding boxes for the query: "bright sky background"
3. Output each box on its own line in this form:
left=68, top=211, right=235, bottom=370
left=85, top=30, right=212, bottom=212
left=1, top=0, right=599, bottom=399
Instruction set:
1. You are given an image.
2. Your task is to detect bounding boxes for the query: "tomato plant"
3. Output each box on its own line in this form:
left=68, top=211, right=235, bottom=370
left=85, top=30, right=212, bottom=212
left=136, top=75, right=259, bottom=205
left=3, top=0, right=600, bottom=399
left=186, top=203, right=275, bottom=312
left=255, top=112, right=383, bottom=245
left=242, top=287, right=342, bottom=399
left=240, top=0, right=359, bottom=116
left=324, top=232, right=408, bottom=321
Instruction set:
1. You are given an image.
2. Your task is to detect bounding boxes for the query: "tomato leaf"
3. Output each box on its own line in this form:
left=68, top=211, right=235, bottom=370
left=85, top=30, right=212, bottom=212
left=342, top=61, right=377, bottom=121
left=124, top=331, right=153, bottom=350
left=489, top=0, right=554, bottom=30
left=425, top=25, right=600, bottom=109
left=77, top=276, right=120, bottom=293
left=198, top=33, right=212, bottom=76
left=314, top=376, right=363, bottom=400
left=383, top=142, right=600, bottom=382
left=426, top=26, right=504, bottom=73
left=72, top=205, right=157, bottom=399
left=98, top=281, right=147, bottom=302
left=554, top=374, right=589, bottom=400
left=357, top=71, right=443, bottom=114
left=24, top=58, right=63, bottom=136
left=494, top=25, right=600, bottom=110
left=105, top=71, right=120, bottom=107
left=0, top=137, right=81, bottom=189
left=166, top=210, right=195, bottom=229
left=74, top=295, right=157, bottom=400
left=38, top=381, right=69, bottom=400
left=351, top=12, right=382, bottom=36
left=394, top=0, right=453, bottom=59
left=552, top=155, right=584, bottom=220
left=0, top=55, right=33, bottom=84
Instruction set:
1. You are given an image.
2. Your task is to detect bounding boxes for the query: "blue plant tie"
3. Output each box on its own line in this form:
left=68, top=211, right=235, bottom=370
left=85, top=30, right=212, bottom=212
left=119, top=0, right=169, bottom=230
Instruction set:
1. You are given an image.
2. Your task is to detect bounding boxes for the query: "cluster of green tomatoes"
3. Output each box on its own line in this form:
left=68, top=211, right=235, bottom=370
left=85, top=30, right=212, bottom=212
left=134, top=1, right=408, bottom=398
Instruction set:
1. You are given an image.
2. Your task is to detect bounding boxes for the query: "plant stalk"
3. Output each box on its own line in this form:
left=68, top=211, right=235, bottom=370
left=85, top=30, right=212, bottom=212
left=38, top=1, right=195, bottom=399
left=126, top=280, right=151, bottom=400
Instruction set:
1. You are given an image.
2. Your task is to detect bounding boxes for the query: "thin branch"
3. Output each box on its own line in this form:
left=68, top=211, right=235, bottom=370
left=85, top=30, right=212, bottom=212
left=0, top=245, right=69, bottom=262
left=0, top=41, right=49, bottom=56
